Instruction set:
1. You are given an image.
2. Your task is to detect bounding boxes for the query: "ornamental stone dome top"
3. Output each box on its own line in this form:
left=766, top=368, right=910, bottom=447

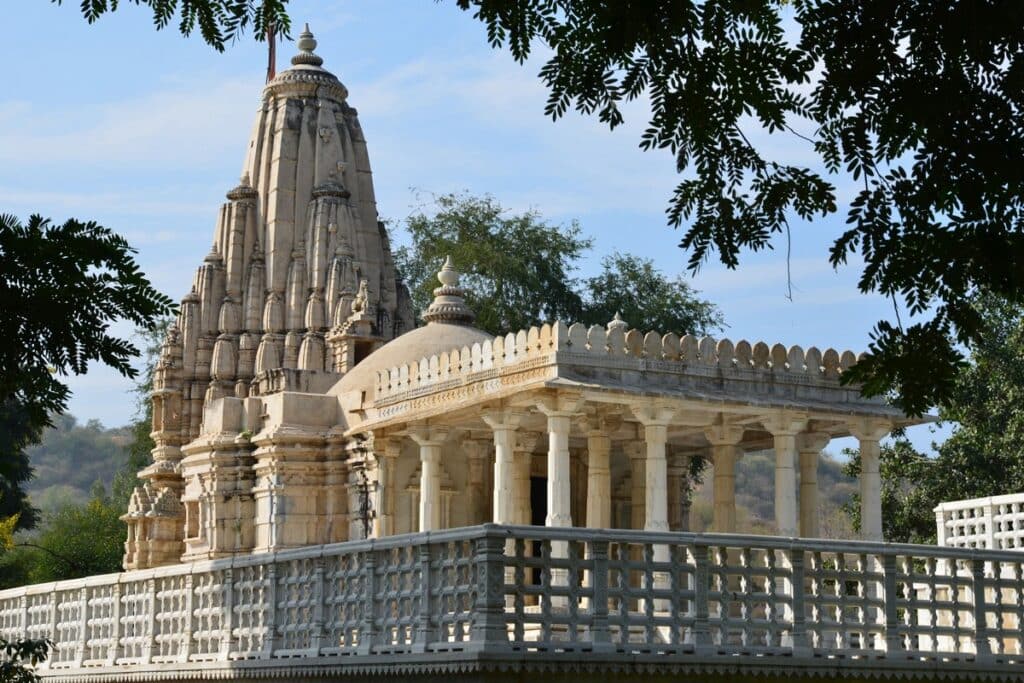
left=328, top=258, right=489, bottom=400
left=265, top=24, right=349, bottom=101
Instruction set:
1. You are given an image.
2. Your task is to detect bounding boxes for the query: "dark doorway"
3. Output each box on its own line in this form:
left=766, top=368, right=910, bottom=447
left=529, top=476, right=547, bottom=586
left=529, top=476, right=547, bottom=526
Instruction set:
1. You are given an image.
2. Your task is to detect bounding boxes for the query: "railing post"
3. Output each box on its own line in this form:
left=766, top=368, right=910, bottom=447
left=219, top=568, right=236, bottom=659
left=18, top=594, right=27, bottom=642
left=142, top=578, right=156, bottom=664
left=107, top=581, right=123, bottom=665
left=972, top=557, right=992, bottom=660
left=589, top=539, right=612, bottom=651
left=74, top=587, right=88, bottom=667
left=358, top=546, right=378, bottom=655
left=181, top=574, right=194, bottom=663
left=261, top=563, right=277, bottom=658
left=42, top=591, right=57, bottom=670
left=310, top=558, right=326, bottom=655
left=790, top=548, right=810, bottom=656
left=470, top=529, right=509, bottom=652
left=414, top=541, right=434, bottom=653
left=693, top=544, right=712, bottom=654
left=882, top=554, right=900, bottom=654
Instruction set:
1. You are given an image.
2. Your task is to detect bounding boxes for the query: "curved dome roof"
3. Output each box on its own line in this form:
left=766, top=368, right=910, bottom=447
left=329, top=257, right=491, bottom=398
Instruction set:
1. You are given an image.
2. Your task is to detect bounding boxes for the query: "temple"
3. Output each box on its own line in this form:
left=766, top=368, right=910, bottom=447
left=121, top=26, right=913, bottom=570
left=4, top=27, right=1023, bottom=683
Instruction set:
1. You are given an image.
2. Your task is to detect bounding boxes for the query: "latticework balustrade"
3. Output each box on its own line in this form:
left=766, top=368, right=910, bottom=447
left=1, top=526, right=1022, bottom=680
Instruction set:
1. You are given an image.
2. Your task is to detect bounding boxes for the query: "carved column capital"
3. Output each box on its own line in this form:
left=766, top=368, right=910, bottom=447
left=629, top=401, right=678, bottom=426
left=761, top=412, right=809, bottom=437
left=847, top=417, right=892, bottom=443
left=797, top=431, right=831, bottom=453
left=536, top=391, right=584, bottom=418
left=704, top=423, right=746, bottom=446
left=481, top=410, right=523, bottom=432
left=407, top=425, right=450, bottom=447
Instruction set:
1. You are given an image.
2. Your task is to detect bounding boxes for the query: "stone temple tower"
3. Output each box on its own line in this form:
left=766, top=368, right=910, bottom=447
left=122, top=27, right=414, bottom=569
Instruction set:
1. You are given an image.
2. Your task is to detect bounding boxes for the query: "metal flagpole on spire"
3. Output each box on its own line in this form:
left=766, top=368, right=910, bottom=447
left=266, top=21, right=277, bottom=83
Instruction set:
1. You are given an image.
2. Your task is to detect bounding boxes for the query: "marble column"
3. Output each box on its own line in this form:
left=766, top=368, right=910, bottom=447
left=463, top=437, right=491, bottom=526
left=798, top=431, right=830, bottom=538
left=704, top=424, right=746, bottom=533
left=585, top=420, right=613, bottom=529
left=537, top=394, right=582, bottom=595
left=666, top=450, right=687, bottom=532
left=625, top=442, right=646, bottom=530
left=630, top=404, right=678, bottom=535
left=374, top=437, right=401, bottom=537
left=409, top=427, right=448, bottom=532
left=482, top=412, right=521, bottom=526
left=850, top=419, right=892, bottom=542
left=764, top=414, right=808, bottom=537
left=513, top=433, right=538, bottom=525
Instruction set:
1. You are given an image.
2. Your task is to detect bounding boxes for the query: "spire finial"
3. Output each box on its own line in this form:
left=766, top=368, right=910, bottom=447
left=422, top=256, right=475, bottom=325
left=291, top=22, right=324, bottom=68
left=608, top=312, right=628, bottom=331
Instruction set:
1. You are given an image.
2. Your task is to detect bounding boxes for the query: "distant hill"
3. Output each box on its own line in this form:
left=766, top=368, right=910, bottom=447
left=26, top=415, right=132, bottom=512
left=690, top=450, right=857, bottom=538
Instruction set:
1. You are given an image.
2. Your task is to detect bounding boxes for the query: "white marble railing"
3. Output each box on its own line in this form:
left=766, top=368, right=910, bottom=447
left=374, top=321, right=864, bottom=401
left=1, top=526, right=1022, bottom=677
left=937, top=493, right=1024, bottom=551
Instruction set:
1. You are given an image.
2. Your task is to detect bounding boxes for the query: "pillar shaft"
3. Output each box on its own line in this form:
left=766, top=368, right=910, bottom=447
left=705, top=424, right=745, bottom=534
left=849, top=419, right=890, bottom=542
left=643, top=423, right=669, bottom=533
left=585, top=432, right=612, bottom=529
left=764, top=415, right=806, bottom=538
left=799, top=449, right=819, bottom=537
left=712, top=444, right=738, bottom=533
left=410, top=427, right=448, bottom=533
left=418, top=442, right=442, bottom=532
left=546, top=414, right=572, bottom=528
left=627, top=445, right=645, bottom=530
left=859, top=438, right=883, bottom=541
left=773, top=432, right=798, bottom=537
left=491, top=426, right=516, bottom=525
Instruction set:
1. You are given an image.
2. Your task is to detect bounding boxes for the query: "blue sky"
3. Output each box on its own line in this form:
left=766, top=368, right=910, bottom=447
left=0, top=1, right=948, bottom=454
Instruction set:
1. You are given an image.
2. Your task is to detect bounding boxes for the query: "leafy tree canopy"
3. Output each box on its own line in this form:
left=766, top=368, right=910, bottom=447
left=844, top=295, right=1024, bottom=543
left=393, top=193, right=722, bottom=336
left=0, top=215, right=175, bottom=528
left=59, top=0, right=1024, bottom=415
left=583, top=252, right=722, bottom=335
left=394, top=193, right=591, bottom=334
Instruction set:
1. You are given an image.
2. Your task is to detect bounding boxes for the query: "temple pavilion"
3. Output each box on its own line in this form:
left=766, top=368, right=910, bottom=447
left=120, top=26, right=917, bottom=570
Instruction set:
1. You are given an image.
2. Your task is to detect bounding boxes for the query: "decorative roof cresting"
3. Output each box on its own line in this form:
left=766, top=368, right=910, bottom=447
left=422, top=256, right=476, bottom=326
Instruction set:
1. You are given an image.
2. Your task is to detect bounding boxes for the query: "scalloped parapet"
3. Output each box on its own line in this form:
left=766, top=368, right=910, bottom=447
left=373, top=320, right=867, bottom=402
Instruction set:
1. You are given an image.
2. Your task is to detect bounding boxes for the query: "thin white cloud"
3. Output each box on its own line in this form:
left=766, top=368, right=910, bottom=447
left=0, top=76, right=257, bottom=167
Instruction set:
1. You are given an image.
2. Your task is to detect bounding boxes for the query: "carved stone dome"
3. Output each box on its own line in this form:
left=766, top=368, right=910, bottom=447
left=329, top=258, right=490, bottom=397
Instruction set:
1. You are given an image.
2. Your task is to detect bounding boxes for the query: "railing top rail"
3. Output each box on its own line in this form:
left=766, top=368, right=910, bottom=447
left=489, top=524, right=1024, bottom=563
left=935, top=492, right=1024, bottom=513
left=3, top=523, right=1022, bottom=601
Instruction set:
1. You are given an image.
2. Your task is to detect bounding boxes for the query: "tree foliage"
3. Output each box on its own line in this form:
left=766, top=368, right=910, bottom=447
left=0, top=637, right=48, bottom=683
left=0, top=215, right=174, bottom=528
left=394, top=193, right=591, bottom=334
left=447, top=0, right=1024, bottom=417
left=393, top=193, right=722, bottom=336
left=844, top=296, right=1024, bottom=543
left=53, top=0, right=290, bottom=51
left=583, top=252, right=722, bottom=335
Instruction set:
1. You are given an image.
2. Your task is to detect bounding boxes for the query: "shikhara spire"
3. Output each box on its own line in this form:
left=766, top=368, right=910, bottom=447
left=125, top=26, right=414, bottom=570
